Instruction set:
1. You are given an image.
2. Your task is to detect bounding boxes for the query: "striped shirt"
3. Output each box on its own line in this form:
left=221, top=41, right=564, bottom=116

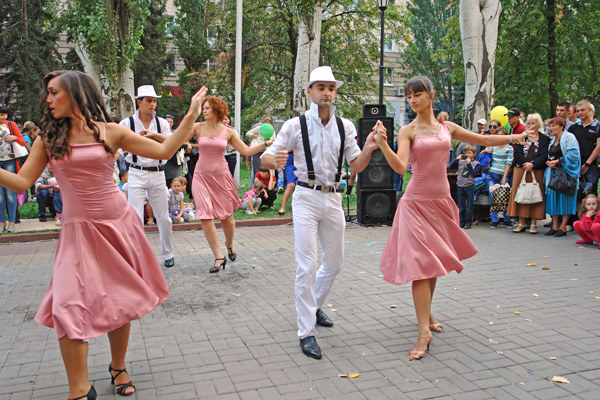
left=489, top=145, right=514, bottom=176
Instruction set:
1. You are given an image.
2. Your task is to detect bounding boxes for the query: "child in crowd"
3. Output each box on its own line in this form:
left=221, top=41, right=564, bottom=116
left=574, top=194, right=600, bottom=247
left=118, top=170, right=128, bottom=198
left=168, top=176, right=194, bottom=223
left=241, top=180, right=265, bottom=215
left=448, top=145, right=480, bottom=229
left=255, top=166, right=277, bottom=208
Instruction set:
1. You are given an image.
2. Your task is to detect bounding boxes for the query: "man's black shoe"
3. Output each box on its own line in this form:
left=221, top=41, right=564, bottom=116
left=39, top=215, right=47, bottom=222
left=300, top=336, right=322, bottom=359
left=316, top=308, right=334, bottom=327
left=164, top=258, right=175, bottom=268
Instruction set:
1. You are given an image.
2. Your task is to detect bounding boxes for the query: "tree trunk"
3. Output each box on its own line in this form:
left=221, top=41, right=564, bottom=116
left=460, top=0, right=501, bottom=130
left=292, top=1, right=322, bottom=116
left=75, top=44, right=134, bottom=120
left=547, top=0, right=558, bottom=117
left=22, top=0, right=31, bottom=121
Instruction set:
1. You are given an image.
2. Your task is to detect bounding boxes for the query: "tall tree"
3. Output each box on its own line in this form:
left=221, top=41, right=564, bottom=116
left=0, top=0, right=61, bottom=122
left=132, top=0, right=172, bottom=90
left=60, top=0, right=151, bottom=119
left=398, top=0, right=464, bottom=121
left=460, top=0, right=501, bottom=130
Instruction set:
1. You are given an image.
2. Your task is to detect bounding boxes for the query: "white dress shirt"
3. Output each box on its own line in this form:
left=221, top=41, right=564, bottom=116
left=119, top=110, right=172, bottom=167
left=263, top=103, right=361, bottom=187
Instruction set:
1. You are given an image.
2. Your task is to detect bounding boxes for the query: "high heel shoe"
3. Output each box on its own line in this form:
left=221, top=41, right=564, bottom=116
left=226, top=243, right=237, bottom=261
left=69, top=385, right=97, bottom=400
left=210, top=257, right=227, bottom=273
left=429, top=323, right=443, bottom=333
left=512, top=224, right=528, bottom=233
left=408, top=333, right=432, bottom=361
left=109, top=364, right=135, bottom=396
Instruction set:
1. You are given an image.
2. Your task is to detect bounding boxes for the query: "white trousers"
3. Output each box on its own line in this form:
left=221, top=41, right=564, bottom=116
left=293, top=186, right=345, bottom=339
left=128, top=169, right=173, bottom=260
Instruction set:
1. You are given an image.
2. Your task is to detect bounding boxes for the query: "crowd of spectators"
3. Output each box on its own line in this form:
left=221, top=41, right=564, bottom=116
left=449, top=100, right=600, bottom=246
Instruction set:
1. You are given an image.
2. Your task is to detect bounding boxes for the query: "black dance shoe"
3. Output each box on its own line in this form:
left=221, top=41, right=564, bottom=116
left=300, top=336, right=322, bottom=359
left=545, top=228, right=557, bottom=236
left=553, top=229, right=567, bottom=237
left=316, top=308, right=334, bottom=327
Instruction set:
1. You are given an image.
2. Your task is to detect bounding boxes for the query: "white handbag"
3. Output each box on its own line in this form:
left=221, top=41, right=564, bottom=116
left=7, top=122, right=29, bottom=158
left=514, top=170, right=543, bottom=204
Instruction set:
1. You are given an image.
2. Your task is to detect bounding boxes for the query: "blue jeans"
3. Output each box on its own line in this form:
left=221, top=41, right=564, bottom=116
left=277, top=169, right=285, bottom=189
left=486, top=172, right=504, bottom=223
left=457, top=185, right=475, bottom=226
left=53, top=190, right=63, bottom=214
left=0, top=159, right=17, bottom=223
left=37, top=189, right=53, bottom=217
left=581, top=165, right=599, bottom=196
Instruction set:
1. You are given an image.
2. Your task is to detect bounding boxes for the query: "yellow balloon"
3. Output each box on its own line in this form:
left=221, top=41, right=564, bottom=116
left=490, top=106, right=509, bottom=127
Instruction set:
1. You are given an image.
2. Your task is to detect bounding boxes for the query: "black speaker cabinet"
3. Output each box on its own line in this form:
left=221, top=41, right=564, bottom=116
left=362, top=104, right=387, bottom=118
left=357, top=117, right=394, bottom=189
left=357, top=189, right=397, bottom=225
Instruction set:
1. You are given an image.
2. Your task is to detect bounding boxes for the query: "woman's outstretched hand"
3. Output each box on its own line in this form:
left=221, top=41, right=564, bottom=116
left=189, top=87, right=208, bottom=118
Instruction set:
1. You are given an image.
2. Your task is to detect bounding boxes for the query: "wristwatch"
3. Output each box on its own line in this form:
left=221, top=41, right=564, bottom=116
left=584, top=162, right=591, bottom=167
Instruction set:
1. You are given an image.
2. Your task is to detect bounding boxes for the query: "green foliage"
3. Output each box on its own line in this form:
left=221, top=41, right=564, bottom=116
left=172, top=0, right=218, bottom=73
left=132, top=0, right=173, bottom=89
left=495, top=0, right=600, bottom=118
left=0, top=0, right=62, bottom=123
left=397, top=0, right=464, bottom=121
left=60, top=0, right=151, bottom=95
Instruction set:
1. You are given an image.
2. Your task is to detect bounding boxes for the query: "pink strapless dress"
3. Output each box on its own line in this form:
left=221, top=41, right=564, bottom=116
left=380, top=123, right=478, bottom=285
left=193, top=127, right=241, bottom=220
left=35, top=143, right=170, bottom=340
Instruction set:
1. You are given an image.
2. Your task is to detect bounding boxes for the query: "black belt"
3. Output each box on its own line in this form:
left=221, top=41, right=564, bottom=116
left=297, top=181, right=344, bottom=193
left=130, top=164, right=164, bottom=172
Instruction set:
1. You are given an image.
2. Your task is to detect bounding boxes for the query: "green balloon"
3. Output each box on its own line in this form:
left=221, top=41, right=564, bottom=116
left=260, top=124, right=274, bottom=139
left=504, top=122, right=511, bottom=134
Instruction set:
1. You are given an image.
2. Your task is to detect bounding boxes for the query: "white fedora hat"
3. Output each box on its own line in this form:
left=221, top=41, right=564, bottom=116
left=303, top=66, right=344, bottom=91
left=135, top=85, right=162, bottom=99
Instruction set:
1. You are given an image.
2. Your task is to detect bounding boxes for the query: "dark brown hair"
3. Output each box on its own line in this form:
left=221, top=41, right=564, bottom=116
left=547, top=116, right=566, bottom=128
left=39, top=70, right=112, bottom=159
left=202, top=96, right=228, bottom=123
left=404, top=76, right=434, bottom=96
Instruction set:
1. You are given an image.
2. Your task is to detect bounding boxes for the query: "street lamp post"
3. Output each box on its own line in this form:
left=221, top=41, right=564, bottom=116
left=378, top=0, right=389, bottom=106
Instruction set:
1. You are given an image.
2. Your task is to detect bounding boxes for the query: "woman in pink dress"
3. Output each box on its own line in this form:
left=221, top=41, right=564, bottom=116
left=0, top=70, right=207, bottom=400
left=374, top=76, right=529, bottom=361
left=188, top=97, right=273, bottom=273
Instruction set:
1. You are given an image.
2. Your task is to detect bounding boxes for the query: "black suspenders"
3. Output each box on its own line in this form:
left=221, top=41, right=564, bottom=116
left=129, top=115, right=162, bottom=165
left=298, top=114, right=346, bottom=186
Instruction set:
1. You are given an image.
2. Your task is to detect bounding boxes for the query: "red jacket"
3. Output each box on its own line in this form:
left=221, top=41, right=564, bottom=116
left=5, top=121, right=26, bottom=147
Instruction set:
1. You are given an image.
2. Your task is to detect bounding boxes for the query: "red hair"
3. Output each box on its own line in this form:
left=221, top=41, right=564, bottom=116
left=547, top=116, right=566, bottom=128
left=202, top=96, right=228, bottom=123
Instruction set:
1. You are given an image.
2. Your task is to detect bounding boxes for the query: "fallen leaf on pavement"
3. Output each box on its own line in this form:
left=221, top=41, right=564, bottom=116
left=594, top=297, right=600, bottom=300
left=359, top=272, right=366, bottom=274
left=514, top=311, right=521, bottom=315
left=497, top=351, right=504, bottom=355
left=589, top=292, right=594, bottom=294
left=391, top=305, right=397, bottom=308
left=543, top=267, right=550, bottom=270
left=552, top=376, right=570, bottom=383
left=348, top=373, right=360, bottom=378
left=496, top=305, right=501, bottom=308
left=526, top=262, right=536, bottom=267
left=533, top=294, right=539, bottom=297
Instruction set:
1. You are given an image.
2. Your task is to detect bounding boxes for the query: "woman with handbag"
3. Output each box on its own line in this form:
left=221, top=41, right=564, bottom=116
left=544, top=117, right=580, bottom=237
left=507, top=113, right=550, bottom=233
left=0, top=104, right=28, bottom=233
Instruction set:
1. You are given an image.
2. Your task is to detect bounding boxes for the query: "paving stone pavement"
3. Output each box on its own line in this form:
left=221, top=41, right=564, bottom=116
left=0, top=222, right=599, bottom=400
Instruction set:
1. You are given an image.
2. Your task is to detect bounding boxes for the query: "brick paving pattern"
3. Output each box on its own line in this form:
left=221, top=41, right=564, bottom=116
left=0, top=222, right=598, bottom=399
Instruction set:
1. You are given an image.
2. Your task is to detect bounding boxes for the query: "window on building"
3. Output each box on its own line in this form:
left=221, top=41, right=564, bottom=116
left=207, top=27, right=216, bottom=46
left=384, top=67, right=394, bottom=86
left=166, top=54, right=177, bottom=76
left=384, top=34, right=395, bottom=52
left=166, top=15, right=175, bottom=38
